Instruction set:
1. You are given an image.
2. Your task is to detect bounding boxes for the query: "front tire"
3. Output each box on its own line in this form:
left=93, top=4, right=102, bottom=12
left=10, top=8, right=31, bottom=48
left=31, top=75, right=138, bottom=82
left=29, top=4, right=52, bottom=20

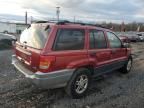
left=120, top=56, right=133, bottom=74
left=65, top=68, right=91, bottom=99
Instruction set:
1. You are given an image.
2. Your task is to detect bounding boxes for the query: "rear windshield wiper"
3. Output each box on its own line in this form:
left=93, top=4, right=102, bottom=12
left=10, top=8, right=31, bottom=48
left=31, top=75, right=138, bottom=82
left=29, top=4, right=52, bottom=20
left=23, top=41, right=27, bottom=44
left=45, top=25, right=50, bottom=31
left=27, top=24, right=31, bottom=29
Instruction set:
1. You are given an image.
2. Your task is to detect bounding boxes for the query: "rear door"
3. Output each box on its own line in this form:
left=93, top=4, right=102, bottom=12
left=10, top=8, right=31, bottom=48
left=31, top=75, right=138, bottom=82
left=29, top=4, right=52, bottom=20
left=50, top=27, right=88, bottom=71
left=88, top=29, right=112, bottom=76
left=106, top=31, right=127, bottom=68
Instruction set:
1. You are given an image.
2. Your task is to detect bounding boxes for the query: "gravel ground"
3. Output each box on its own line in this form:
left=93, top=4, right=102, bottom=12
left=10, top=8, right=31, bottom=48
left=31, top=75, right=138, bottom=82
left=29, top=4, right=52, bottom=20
left=0, top=43, right=144, bottom=108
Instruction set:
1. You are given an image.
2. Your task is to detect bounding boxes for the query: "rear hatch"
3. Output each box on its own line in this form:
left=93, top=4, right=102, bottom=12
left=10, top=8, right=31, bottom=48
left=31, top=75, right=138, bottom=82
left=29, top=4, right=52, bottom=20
left=15, top=24, right=51, bottom=72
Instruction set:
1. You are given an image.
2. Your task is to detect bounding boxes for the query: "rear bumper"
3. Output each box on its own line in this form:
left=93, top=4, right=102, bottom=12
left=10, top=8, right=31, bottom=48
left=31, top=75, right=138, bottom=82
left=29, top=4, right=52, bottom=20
left=12, top=55, right=74, bottom=89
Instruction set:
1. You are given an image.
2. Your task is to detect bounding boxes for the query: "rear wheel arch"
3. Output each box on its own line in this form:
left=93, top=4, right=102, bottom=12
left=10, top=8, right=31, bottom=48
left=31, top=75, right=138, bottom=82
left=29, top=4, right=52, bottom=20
left=67, top=65, right=94, bottom=88
left=65, top=67, right=92, bottom=98
left=73, top=65, right=94, bottom=76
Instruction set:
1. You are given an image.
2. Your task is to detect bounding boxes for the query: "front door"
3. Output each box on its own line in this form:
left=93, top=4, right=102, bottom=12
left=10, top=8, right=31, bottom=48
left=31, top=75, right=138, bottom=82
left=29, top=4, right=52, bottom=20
left=106, top=31, right=127, bottom=68
left=88, top=29, right=112, bottom=76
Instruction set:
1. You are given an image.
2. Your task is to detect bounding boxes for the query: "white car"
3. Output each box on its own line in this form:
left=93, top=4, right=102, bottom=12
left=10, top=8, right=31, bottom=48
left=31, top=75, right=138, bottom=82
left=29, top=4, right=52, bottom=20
left=137, top=33, right=144, bottom=42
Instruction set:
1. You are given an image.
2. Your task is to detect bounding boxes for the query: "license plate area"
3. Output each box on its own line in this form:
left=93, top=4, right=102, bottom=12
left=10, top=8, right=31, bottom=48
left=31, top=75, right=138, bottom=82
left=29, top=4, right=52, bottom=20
left=16, top=47, right=31, bottom=65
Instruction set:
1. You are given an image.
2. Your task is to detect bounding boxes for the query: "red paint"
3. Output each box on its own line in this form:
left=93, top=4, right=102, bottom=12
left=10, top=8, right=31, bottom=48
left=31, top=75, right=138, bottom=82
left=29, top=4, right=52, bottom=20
left=15, top=23, right=131, bottom=73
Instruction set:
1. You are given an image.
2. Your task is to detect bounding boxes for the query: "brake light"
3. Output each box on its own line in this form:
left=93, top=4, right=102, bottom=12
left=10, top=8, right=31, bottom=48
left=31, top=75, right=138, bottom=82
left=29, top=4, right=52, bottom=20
left=39, top=56, right=55, bottom=72
left=39, top=61, right=50, bottom=69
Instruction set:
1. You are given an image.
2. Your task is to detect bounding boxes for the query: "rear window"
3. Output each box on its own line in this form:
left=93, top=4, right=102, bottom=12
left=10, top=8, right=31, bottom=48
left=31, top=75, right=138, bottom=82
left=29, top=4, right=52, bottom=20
left=20, top=25, right=51, bottom=49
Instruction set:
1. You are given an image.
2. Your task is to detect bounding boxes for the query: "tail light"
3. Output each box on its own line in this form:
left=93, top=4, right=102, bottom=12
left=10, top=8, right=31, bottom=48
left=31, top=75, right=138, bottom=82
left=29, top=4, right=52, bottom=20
left=39, top=56, right=56, bottom=72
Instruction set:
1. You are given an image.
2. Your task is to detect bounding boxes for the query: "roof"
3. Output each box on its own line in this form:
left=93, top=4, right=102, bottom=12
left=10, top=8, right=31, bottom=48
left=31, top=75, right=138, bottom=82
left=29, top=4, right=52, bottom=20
left=33, top=20, right=112, bottom=31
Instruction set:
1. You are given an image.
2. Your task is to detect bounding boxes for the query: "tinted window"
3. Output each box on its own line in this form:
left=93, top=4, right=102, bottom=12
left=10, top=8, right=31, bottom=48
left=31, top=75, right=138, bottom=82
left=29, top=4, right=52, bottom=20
left=20, top=25, right=51, bottom=49
left=53, top=29, right=85, bottom=51
left=107, top=32, right=121, bottom=48
left=90, top=30, right=107, bottom=49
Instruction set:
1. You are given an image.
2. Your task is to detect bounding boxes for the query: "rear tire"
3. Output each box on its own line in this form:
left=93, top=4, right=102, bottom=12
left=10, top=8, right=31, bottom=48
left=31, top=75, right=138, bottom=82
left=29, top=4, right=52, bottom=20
left=120, top=56, right=133, bottom=74
left=65, top=68, right=91, bottom=99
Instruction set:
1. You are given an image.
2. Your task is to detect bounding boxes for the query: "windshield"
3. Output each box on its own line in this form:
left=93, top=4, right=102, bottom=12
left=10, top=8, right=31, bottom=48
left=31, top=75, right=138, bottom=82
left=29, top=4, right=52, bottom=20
left=20, top=25, right=51, bottom=49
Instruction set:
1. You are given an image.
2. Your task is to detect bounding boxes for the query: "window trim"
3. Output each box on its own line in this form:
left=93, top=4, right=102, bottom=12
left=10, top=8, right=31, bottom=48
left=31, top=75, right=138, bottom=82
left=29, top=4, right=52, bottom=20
left=52, top=28, right=85, bottom=51
left=89, top=29, right=108, bottom=49
left=52, top=29, right=61, bottom=50
left=106, top=31, right=122, bottom=48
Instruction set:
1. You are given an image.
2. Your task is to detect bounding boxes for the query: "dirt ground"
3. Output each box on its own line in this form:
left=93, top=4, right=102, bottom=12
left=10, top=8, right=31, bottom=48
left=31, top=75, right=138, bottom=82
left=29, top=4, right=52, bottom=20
left=0, top=42, right=144, bottom=108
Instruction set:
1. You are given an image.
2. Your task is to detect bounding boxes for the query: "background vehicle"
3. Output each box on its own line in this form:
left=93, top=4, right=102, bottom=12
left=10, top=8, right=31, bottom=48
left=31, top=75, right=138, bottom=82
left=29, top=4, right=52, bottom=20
left=137, top=33, right=144, bottom=42
left=12, top=21, right=132, bottom=99
left=115, top=32, right=142, bottom=42
left=117, top=34, right=130, bottom=43
left=129, top=35, right=140, bottom=42
left=0, top=33, right=17, bottom=50
left=0, top=22, right=28, bottom=34
left=0, top=22, right=16, bottom=34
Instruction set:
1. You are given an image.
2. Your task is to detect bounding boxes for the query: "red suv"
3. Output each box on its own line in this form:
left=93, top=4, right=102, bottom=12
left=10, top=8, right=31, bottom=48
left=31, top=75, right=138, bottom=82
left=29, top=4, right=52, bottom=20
left=12, top=21, right=133, bottom=98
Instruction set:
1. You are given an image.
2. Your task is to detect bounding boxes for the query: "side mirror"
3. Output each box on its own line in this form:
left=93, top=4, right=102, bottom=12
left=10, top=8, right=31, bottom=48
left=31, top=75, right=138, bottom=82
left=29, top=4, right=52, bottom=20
left=122, top=42, right=130, bottom=48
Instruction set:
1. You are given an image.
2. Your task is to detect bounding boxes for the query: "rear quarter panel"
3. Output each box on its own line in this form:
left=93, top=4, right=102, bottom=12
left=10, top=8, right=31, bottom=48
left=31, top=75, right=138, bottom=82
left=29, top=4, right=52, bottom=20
left=47, top=50, right=89, bottom=71
left=42, top=25, right=90, bottom=71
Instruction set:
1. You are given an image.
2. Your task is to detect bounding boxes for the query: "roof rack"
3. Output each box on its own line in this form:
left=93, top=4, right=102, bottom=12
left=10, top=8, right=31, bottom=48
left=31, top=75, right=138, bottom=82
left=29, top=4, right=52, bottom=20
left=35, top=21, right=48, bottom=23
left=34, top=20, right=110, bottom=29
left=56, top=21, right=109, bottom=29
left=35, top=20, right=69, bottom=24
